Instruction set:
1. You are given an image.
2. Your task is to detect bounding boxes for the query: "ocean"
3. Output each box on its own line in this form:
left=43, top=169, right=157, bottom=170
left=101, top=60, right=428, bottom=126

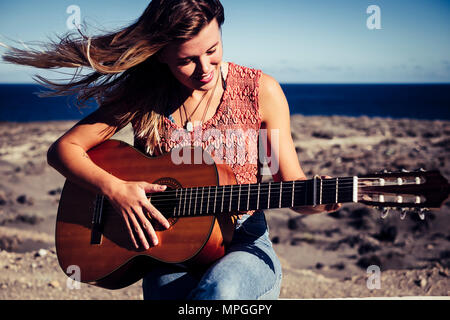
left=0, top=83, right=449, bottom=122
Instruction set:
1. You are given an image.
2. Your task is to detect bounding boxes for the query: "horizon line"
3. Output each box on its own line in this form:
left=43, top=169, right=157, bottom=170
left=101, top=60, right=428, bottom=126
left=1, top=81, right=450, bottom=85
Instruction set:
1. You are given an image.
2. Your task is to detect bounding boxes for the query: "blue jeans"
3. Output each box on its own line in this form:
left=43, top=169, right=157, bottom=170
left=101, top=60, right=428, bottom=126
left=142, top=210, right=282, bottom=300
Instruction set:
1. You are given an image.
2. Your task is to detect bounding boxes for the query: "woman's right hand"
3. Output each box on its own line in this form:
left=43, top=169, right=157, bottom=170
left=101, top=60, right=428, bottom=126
left=104, top=181, right=171, bottom=250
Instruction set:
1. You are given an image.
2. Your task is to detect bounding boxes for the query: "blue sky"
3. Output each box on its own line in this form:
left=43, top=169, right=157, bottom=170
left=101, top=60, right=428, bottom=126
left=0, top=0, right=449, bottom=83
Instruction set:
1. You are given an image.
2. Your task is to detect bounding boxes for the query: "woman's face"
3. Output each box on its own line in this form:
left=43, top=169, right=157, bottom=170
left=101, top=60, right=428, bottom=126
left=159, top=18, right=223, bottom=92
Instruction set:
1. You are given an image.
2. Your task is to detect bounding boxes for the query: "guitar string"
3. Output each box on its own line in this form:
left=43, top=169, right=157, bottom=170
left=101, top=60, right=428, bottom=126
left=143, top=178, right=389, bottom=200
left=145, top=180, right=404, bottom=203
left=150, top=190, right=414, bottom=209
left=146, top=195, right=415, bottom=216
left=133, top=184, right=360, bottom=212
left=147, top=187, right=404, bottom=206
left=97, top=180, right=415, bottom=215
left=146, top=176, right=417, bottom=197
left=152, top=186, right=419, bottom=205
left=99, top=192, right=401, bottom=218
left=149, top=184, right=354, bottom=202
left=146, top=178, right=403, bottom=201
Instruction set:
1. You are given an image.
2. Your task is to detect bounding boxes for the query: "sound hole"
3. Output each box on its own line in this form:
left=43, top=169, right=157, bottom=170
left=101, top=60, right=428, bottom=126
left=150, top=177, right=182, bottom=231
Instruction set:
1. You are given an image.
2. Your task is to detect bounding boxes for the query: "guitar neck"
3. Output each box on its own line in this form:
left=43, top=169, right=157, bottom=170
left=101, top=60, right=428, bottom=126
left=149, top=177, right=358, bottom=217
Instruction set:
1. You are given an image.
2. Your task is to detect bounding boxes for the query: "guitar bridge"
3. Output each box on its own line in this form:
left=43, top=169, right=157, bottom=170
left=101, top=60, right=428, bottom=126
left=91, top=194, right=104, bottom=245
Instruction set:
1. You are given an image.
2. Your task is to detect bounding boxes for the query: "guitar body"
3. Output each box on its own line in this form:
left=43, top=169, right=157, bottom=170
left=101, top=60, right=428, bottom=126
left=55, top=140, right=450, bottom=290
left=55, top=140, right=237, bottom=289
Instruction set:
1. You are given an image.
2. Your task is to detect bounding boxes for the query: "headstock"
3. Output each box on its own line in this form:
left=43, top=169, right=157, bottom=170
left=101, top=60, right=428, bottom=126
left=357, top=169, right=450, bottom=220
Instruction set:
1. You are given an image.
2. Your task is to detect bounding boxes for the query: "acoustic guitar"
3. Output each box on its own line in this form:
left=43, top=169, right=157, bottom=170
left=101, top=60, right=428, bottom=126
left=55, top=139, right=450, bottom=289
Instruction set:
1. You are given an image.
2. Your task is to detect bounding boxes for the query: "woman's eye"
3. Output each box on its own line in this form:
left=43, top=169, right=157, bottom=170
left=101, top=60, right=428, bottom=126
left=207, top=49, right=216, bottom=55
left=178, top=59, right=192, bottom=66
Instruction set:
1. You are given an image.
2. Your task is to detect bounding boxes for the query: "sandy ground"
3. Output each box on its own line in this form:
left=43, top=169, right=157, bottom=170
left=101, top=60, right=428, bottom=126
left=0, top=115, right=449, bottom=300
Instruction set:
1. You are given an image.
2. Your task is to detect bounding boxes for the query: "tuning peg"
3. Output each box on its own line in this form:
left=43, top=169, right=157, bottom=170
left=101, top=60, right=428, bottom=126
left=401, top=168, right=409, bottom=173
left=380, top=207, right=390, bottom=219
left=399, top=208, right=408, bottom=220
left=416, top=208, right=429, bottom=220
left=418, top=168, right=426, bottom=172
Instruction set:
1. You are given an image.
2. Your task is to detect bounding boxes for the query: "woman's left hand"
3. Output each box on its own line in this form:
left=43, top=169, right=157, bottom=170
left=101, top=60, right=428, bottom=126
left=291, top=175, right=342, bottom=215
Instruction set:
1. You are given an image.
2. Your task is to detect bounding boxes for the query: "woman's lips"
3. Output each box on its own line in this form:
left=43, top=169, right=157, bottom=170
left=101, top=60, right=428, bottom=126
left=197, top=71, right=214, bottom=84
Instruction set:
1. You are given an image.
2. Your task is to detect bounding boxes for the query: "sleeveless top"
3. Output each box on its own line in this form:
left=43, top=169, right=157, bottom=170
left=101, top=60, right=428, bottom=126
left=133, top=62, right=263, bottom=214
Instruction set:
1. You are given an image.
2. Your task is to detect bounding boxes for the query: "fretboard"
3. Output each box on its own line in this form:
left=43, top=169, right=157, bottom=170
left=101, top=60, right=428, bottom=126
left=149, top=177, right=357, bottom=217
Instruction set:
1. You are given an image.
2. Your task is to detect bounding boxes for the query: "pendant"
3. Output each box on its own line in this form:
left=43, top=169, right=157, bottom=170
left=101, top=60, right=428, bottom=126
left=186, top=121, right=194, bottom=132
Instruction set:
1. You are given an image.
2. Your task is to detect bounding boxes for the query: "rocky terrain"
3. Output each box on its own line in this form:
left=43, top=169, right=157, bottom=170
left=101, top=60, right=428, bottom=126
left=0, top=115, right=449, bottom=299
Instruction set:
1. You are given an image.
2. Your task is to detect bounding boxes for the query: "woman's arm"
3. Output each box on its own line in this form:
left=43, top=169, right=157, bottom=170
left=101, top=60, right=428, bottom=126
left=47, top=109, right=123, bottom=195
left=47, top=109, right=170, bottom=248
left=258, top=73, right=340, bottom=214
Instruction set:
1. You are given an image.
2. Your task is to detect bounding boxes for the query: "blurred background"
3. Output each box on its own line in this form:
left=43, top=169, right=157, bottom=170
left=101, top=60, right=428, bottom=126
left=1, top=0, right=449, bottom=121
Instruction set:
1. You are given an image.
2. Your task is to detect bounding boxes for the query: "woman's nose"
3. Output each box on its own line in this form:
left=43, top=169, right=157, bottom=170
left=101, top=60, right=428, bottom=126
left=198, top=55, right=211, bottom=75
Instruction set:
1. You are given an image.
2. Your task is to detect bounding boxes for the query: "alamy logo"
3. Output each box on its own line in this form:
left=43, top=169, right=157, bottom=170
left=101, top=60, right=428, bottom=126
left=367, top=5, right=382, bottom=30
left=169, top=128, right=280, bottom=176
left=66, top=265, right=81, bottom=290
left=366, top=265, right=381, bottom=289
left=66, top=5, right=81, bottom=30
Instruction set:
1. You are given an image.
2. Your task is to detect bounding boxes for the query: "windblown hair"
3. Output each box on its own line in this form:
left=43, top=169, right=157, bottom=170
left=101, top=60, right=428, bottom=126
left=1, top=0, right=224, bottom=154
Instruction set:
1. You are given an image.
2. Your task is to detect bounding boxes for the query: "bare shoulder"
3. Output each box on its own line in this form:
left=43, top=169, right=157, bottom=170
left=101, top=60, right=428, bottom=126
left=53, top=107, right=121, bottom=151
left=258, top=72, right=289, bottom=124
left=259, top=72, right=283, bottom=98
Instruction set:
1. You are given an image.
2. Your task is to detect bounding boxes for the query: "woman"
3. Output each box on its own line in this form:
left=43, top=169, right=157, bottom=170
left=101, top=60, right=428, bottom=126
left=1, top=0, right=339, bottom=299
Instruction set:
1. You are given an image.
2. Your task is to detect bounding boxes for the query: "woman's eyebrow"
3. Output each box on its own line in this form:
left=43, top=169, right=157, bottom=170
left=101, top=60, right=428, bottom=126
left=206, top=41, right=219, bottom=51
left=178, top=41, right=219, bottom=60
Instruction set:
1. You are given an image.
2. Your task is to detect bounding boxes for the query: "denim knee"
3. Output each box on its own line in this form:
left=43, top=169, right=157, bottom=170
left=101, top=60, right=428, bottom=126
left=188, top=280, right=243, bottom=300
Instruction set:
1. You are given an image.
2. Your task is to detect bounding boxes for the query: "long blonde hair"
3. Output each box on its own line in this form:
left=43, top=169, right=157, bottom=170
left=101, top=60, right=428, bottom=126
left=0, top=0, right=224, bottom=154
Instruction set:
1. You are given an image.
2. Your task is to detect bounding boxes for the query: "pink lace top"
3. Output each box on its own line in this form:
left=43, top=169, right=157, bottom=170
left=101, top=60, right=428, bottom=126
left=134, top=62, right=263, bottom=213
